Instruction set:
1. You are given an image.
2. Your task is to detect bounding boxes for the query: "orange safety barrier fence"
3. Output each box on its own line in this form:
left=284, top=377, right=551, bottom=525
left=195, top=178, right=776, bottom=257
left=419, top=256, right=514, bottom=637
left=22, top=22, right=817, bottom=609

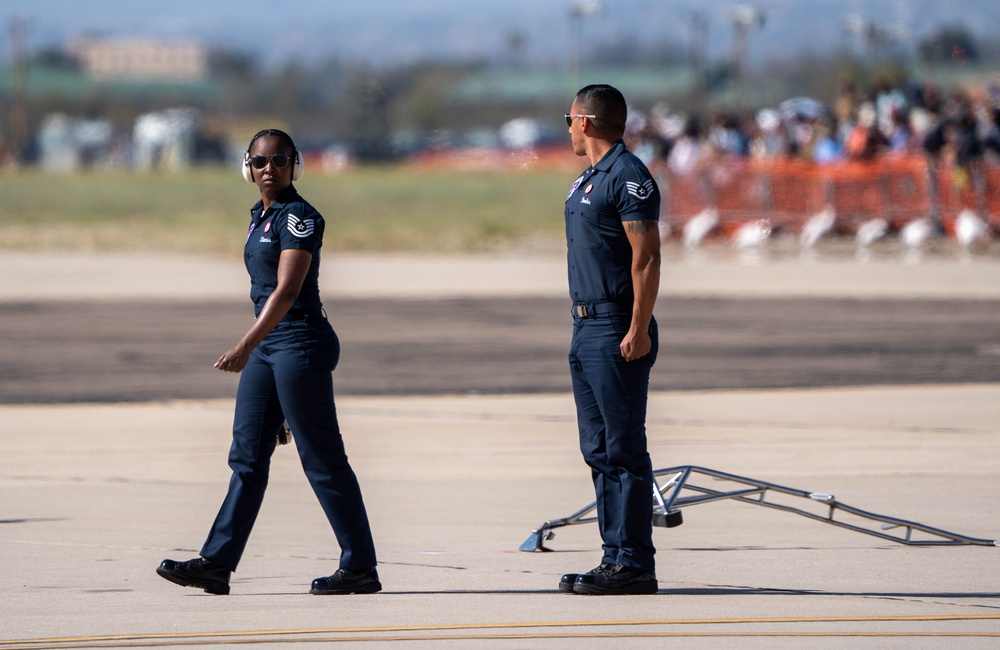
left=410, top=144, right=580, bottom=171
left=757, top=159, right=826, bottom=232
left=663, top=169, right=711, bottom=220
left=713, top=159, right=779, bottom=233
left=985, top=166, right=1000, bottom=227
left=879, top=158, right=933, bottom=227
left=656, top=156, right=1000, bottom=241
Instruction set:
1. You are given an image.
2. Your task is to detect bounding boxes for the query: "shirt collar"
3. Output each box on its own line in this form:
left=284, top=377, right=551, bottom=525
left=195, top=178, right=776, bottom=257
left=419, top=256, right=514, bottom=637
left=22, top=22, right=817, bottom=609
left=592, top=139, right=628, bottom=173
left=251, top=184, right=299, bottom=219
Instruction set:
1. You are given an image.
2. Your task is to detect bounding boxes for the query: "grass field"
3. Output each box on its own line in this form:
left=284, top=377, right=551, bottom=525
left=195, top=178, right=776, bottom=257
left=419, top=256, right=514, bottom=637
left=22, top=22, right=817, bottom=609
left=0, top=165, right=572, bottom=255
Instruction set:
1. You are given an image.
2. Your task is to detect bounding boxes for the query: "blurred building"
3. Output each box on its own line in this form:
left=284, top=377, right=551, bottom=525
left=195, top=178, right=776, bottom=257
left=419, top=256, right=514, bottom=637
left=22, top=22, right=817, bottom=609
left=68, top=37, right=208, bottom=82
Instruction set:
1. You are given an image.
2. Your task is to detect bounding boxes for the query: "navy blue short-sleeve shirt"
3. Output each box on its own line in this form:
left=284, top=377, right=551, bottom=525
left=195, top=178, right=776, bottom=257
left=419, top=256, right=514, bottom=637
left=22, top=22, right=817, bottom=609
left=564, top=140, right=660, bottom=305
left=244, top=185, right=325, bottom=317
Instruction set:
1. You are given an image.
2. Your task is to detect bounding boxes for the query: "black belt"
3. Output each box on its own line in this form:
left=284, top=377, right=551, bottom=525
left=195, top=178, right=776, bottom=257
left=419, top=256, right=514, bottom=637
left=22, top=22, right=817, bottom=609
left=281, top=309, right=325, bottom=323
left=572, top=301, right=632, bottom=319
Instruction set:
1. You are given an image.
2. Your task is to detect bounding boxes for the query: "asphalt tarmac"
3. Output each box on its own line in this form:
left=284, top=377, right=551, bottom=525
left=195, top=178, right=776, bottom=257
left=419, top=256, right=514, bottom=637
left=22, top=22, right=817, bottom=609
left=2, top=296, right=999, bottom=403
left=2, top=248, right=999, bottom=648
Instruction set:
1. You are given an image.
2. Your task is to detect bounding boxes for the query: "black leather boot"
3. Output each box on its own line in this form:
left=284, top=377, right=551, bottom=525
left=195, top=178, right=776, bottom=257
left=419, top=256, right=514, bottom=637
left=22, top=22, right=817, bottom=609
left=156, top=557, right=231, bottom=595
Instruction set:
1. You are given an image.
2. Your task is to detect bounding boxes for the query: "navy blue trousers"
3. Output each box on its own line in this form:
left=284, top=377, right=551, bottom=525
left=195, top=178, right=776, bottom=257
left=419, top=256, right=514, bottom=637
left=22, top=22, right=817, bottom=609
left=200, top=315, right=377, bottom=572
left=569, top=313, right=658, bottom=573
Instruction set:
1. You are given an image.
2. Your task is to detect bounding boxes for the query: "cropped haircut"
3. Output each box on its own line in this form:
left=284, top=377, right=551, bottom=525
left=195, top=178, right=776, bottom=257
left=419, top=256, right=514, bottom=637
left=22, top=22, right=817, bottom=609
left=247, top=128, right=297, bottom=154
left=575, top=84, right=628, bottom=139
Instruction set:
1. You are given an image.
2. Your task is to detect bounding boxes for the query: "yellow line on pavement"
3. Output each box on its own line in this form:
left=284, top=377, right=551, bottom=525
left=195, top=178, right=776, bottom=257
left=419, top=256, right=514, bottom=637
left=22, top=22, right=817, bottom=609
left=3, top=631, right=1000, bottom=649
left=3, top=614, right=1000, bottom=648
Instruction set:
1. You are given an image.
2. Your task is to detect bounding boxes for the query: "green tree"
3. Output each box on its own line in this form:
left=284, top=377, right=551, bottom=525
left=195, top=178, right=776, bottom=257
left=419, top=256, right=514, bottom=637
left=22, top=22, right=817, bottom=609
left=918, top=24, right=980, bottom=64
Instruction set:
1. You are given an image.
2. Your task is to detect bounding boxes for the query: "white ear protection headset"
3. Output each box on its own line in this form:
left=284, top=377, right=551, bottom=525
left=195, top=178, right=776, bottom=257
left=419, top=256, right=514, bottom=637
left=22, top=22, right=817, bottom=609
left=242, top=129, right=304, bottom=184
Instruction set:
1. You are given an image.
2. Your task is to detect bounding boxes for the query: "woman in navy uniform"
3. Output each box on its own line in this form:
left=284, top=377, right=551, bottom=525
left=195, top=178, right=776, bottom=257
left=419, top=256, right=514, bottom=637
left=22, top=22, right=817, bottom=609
left=157, top=129, right=380, bottom=596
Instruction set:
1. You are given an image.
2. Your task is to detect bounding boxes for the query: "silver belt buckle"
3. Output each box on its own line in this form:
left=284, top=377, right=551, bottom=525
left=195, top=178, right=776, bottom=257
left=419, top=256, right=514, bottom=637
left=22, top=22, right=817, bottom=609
left=574, top=304, right=589, bottom=318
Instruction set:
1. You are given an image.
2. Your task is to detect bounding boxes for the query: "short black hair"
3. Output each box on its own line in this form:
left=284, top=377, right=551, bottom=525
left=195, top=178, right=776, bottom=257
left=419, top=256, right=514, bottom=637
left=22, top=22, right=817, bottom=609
left=247, top=128, right=297, bottom=154
left=575, top=84, right=628, bottom=138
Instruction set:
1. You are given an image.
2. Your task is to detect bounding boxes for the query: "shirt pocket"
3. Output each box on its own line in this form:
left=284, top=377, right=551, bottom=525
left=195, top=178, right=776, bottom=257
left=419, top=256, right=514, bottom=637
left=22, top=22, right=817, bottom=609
left=574, top=207, right=610, bottom=251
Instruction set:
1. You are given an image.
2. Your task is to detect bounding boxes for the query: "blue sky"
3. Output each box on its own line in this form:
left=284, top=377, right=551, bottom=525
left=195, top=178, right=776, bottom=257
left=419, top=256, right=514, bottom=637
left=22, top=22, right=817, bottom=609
left=2, top=0, right=997, bottom=68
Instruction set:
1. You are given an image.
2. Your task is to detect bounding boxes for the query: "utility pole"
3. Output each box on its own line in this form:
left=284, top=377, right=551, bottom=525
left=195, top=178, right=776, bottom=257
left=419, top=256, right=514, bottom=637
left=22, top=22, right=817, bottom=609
left=689, top=10, right=708, bottom=70
left=688, top=10, right=709, bottom=109
left=505, top=30, right=527, bottom=70
left=731, top=5, right=765, bottom=112
left=568, top=1, right=601, bottom=90
left=8, top=17, right=30, bottom=163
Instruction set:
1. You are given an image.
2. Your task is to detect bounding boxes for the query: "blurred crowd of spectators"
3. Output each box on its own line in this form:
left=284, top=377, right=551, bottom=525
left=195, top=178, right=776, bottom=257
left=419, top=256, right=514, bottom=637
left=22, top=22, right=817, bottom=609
left=625, top=78, right=1000, bottom=175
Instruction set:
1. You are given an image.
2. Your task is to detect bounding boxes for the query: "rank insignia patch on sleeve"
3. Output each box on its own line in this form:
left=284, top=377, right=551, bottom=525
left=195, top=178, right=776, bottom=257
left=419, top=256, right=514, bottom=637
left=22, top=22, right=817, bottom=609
left=287, top=214, right=315, bottom=238
left=626, top=180, right=654, bottom=200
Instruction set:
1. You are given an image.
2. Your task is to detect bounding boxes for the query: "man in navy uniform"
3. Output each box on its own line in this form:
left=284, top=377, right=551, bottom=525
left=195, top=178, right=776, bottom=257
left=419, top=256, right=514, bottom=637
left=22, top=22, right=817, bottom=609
left=559, top=84, right=662, bottom=595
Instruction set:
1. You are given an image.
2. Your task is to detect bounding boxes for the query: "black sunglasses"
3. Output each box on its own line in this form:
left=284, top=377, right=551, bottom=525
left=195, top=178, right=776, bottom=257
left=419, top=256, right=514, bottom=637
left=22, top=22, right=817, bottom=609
left=249, top=153, right=293, bottom=170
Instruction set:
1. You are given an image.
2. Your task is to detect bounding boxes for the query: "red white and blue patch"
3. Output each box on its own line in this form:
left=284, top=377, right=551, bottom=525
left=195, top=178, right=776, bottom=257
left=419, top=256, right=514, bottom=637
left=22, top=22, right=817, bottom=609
left=287, top=214, right=315, bottom=238
left=567, top=174, right=585, bottom=200
left=263, top=221, right=272, bottom=233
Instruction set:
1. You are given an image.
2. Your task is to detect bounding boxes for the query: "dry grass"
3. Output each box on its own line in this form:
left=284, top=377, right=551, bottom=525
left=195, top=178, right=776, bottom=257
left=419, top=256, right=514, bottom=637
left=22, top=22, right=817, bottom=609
left=0, top=165, right=572, bottom=254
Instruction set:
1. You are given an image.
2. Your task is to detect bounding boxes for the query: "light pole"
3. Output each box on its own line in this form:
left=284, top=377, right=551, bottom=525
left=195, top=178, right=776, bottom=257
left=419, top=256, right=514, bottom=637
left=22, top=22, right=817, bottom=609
left=731, top=5, right=765, bottom=111
left=568, top=0, right=602, bottom=88
left=688, top=10, right=710, bottom=108
left=8, top=17, right=30, bottom=163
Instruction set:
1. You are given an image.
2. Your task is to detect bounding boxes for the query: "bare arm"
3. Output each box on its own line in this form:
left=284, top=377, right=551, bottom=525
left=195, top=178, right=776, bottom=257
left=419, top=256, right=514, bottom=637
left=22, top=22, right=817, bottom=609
left=620, top=219, right=661, bottom=361
left=214, top=248, right=313, bottom=373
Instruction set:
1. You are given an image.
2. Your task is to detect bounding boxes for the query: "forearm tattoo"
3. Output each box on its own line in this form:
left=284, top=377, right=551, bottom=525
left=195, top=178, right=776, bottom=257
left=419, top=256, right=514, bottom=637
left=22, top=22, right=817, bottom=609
left=625, top=220, right=657, bottom=235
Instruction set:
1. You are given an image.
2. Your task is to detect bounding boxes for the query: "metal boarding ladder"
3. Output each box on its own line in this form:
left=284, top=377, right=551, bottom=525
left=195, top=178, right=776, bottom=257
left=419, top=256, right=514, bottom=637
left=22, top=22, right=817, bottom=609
left=519, top=465, right=999, bottom=552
